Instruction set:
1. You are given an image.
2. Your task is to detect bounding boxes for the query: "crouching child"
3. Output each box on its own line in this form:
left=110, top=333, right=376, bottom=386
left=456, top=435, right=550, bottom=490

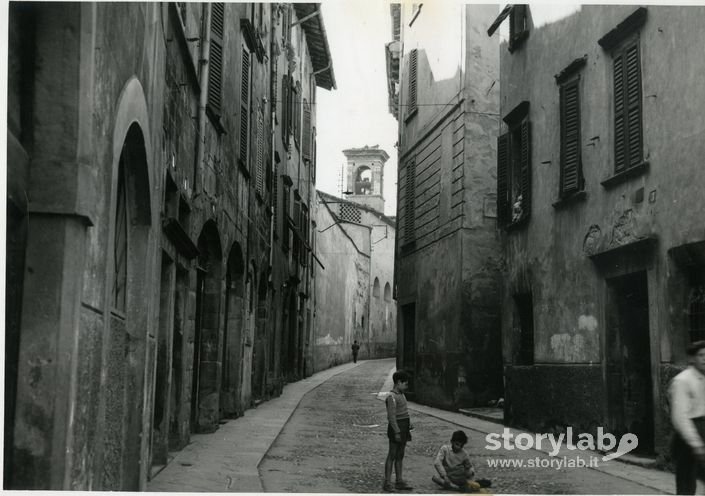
left=432, top=430, right=491, bottom=493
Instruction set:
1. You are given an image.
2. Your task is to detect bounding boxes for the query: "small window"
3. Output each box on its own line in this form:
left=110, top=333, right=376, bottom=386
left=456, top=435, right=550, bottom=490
left=497, top=102, right=531, bottom=227
left=384, top=283, right=392, bottom=302
left=373, top=278, right=381, bottom=298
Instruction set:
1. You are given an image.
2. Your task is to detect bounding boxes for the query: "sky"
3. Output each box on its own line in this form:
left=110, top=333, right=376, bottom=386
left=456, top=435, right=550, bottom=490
left=316, top=0, right=399, bottom=216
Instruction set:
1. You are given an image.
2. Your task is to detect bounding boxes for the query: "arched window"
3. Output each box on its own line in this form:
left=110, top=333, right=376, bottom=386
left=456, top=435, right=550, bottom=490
left=373, top=277, right=380, bottom=298
left=384, top=282, right=392, bottom=302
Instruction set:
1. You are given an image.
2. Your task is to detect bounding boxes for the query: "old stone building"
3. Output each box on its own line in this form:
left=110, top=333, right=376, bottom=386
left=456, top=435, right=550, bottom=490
left=386, top=4, right=503, bottom=409
left=493, top=5, right=705, bottom=458
left=5, top=2, right=334, bottom=489
left=313, top=147, right=396, bottom=370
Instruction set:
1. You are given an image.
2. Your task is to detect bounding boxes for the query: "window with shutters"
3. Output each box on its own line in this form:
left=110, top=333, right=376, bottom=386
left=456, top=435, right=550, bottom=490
left=281, top=75, right=289, bottom=148
left=292, top=199, right=301, bottom=262
left=406, top=49, right=418, bottom=121
left=311, top=127, right=317, bottom=184
left=255, top=109, right=264, bottom=196
left=282, top=183, right=291, bottom=252
left=272, top=173, right=279, bottom=241
left=497, top=101, right=531, bottom=228
left=302, top=99, right=311, bottom=161
left=403, top=157, right=416, bottom=245
left=612, top=37, right=643, bottom=175
left=508, top=4, right=529, bottom=53
left=558, top=77, right=583, bottom=198
left=207, top=3, right=225, bottom=129
left=239, top=47, right=251, bottom=171
left=293, top=81, right=301, bottom=150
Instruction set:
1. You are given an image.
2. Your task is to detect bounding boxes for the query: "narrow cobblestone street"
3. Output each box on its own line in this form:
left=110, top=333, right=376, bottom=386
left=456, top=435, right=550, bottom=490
left=259, top=359, right=664, bottom=494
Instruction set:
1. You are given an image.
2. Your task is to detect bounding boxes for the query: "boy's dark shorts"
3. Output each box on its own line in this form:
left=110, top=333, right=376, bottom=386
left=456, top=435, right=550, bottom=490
left=387, top=418, right=412, bottom=443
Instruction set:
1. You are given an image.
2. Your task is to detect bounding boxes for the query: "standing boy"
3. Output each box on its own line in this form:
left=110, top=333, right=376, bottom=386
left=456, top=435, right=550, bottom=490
left=670, top=340, right=705, bottom=495
left=384, top=370, right=413, bottom=491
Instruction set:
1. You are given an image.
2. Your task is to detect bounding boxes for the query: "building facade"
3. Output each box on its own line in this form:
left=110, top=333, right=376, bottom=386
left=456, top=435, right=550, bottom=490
left=5, top=2, right=334, bottom=489
left=386, top=4, right=503, bottom=409
left=313, top=149, right=397, bottom=370
left=495, top=5, right=705, bottom=458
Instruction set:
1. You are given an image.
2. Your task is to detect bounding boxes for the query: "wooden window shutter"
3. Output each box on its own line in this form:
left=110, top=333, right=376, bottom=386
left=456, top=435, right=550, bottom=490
left=520, top=120, right=532, bottom=219
left=239, top=48, right=250, bottom=166
left=497, top=133, right=510, bottom=225
left=614, top=40, right=642, bottom=174
left=302, top=100, right=311, bottom=160
left=207, top=3, right=225, bottom=116
left=404, top=157, right=416, bottom=244
left=408, top=49, right=418, bottom=116
left=625, top=42, right=643, bottom=169
left=281, top=75, right=289, bottom=147
left=560, top=80, right=581, bottom=196
left=273, top=174, right=279, bottom=239
left=256, top=110, right=264, bottom=194
left=613, top=51, right=626, bottom=173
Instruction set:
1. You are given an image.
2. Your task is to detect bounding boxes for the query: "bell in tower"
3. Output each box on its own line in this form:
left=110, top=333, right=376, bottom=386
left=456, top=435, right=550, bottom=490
left=342, top=145, right=390, bottom=213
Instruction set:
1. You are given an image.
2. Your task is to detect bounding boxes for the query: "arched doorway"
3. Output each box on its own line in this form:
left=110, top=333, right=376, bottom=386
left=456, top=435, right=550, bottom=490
left=221, top=242, right=245, bottom=417
left=191, top=221, right=223, bottom=433
left=103, top=122, right=152, bottom=490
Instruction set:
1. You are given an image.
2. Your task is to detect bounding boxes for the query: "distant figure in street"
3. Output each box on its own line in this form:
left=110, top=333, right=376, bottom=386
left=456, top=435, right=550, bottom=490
left=383, top=370, right=413, bottom=492
left=432, top=430, right=491, bottom=493
left=352, top=340, right=360, bottom=363
left=670, top=340, right=705, bottom=495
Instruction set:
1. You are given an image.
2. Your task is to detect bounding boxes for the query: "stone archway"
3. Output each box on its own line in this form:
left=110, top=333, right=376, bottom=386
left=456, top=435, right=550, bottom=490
left=191, top=221, right=223, bottom=433
left=103, top=122, right=153, bottom=490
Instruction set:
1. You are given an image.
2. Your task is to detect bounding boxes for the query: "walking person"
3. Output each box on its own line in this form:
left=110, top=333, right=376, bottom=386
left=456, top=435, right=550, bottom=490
left=383, top=370, right=413, bottom=492
left=351, top=340, right=360, bottom=363
left=670, top=340, right=705, bottom=495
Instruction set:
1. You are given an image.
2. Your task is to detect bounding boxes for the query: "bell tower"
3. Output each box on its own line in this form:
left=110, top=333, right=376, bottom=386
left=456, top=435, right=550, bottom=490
left=342, top=145, right=390, bottom=213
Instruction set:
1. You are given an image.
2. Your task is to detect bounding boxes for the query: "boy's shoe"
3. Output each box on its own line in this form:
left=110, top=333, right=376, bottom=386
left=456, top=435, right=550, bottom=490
left=395, top=480, right=413, bottom=490
left=383, top=481, right=394, bottom=492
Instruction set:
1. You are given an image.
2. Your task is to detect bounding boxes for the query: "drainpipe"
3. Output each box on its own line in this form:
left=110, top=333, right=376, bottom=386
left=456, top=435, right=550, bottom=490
left=194, top=3, right=212, bottom=196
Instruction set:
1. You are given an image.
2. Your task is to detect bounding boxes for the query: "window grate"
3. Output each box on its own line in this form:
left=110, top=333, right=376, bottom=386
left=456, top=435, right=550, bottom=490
left=338, top=203, right=361, bottom=224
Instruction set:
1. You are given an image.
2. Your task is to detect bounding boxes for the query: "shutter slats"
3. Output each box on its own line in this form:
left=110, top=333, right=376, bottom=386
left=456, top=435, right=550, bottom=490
left=207, top=3, right=225, bottom=116
left=497, top=133, right=509, bottom=225
left=281, top=76, right=289, bottom=147
left=614, top=41, right=642, bottom=173
left=560, top=81, right=581, bottom=195
left=404, top=158, right=416, bottom=243
left=302, top=101, right=311, bottom=160
left=256, top=112, right=264, bottom=193
left=520, top=120, right=531, bottom=219
left=408, top=49, right=418, bottom=115
left=239, top=49, right=250, bottom=165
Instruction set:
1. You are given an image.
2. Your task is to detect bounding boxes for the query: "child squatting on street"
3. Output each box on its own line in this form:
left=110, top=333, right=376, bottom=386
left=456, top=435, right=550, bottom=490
left=432, top=430, right=492, bottom=493
left=384, top=370, right=413, bottom=492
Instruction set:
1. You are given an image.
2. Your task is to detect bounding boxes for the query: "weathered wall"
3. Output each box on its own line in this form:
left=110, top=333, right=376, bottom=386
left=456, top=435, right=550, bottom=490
left=499, top=5, right=705, bottom=455
left=313, top=197, right=371, bottom=371
left=6, top=2, right=333, bottom=490
left=394, top=4, right=502, bottom=409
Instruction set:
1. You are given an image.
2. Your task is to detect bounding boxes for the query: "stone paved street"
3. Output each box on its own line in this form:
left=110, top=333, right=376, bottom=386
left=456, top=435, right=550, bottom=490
left=259, top=359, right=666, bottom=494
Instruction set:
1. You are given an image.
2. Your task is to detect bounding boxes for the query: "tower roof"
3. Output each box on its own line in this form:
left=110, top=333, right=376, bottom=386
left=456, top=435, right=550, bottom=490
left=342, top=145, right=390, bottom=162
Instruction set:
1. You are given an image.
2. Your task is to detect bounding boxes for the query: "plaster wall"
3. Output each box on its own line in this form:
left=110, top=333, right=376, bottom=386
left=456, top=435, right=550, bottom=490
left=499, top=5, right=705, bottom=455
